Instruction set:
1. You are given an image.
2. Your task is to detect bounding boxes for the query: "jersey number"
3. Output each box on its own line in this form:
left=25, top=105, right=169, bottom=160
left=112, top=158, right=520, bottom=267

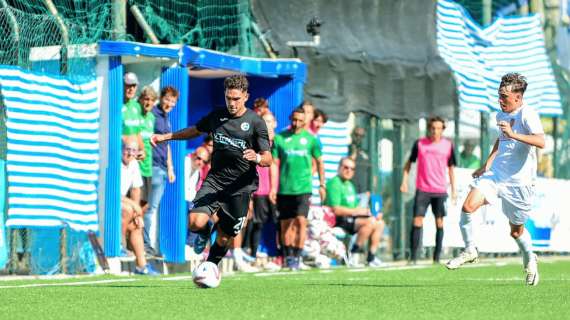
left=233, top=217, right=247, bottom=233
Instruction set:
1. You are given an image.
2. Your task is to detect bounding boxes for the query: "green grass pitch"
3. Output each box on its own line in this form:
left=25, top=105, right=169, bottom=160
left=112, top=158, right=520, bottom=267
left=0, top=258, right=569, bottom=320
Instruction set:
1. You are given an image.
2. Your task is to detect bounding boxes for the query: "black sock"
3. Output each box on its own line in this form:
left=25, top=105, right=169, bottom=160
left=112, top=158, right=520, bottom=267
left=434, top=227, right=444, bottom=262
left=284, top=246, right=294, bottom=257
left=367, top=251, right=375, bottom=263
left=242, top=221, right=253, bottom=250
left=350, top=244, right=361, bottom=253
left=410, top=226, right=422, bottom=261
left=251, top=223, right=263, bottom=257
left=293, top=247, right=301, bottom=258
left=207, top=241, right=229, bottom=265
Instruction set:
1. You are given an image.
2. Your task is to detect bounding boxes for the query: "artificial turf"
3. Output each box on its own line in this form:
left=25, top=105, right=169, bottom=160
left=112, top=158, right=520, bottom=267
left=0, top=258, right=568, bottom=320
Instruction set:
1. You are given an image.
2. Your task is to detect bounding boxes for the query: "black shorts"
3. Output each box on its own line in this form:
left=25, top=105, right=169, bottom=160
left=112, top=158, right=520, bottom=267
left=413, top=190, right=447, bottom=218
left=336, top=217, right=357, bottom=234
left=252, top=195, right=276, bottom=224
left=192, top=182, right=252, bottom=237
left=276, top=194, right=311, bottom=220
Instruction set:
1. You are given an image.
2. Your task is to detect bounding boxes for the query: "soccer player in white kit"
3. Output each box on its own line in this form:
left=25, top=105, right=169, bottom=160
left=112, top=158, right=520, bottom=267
left=446, top=73, right=544, bottom=286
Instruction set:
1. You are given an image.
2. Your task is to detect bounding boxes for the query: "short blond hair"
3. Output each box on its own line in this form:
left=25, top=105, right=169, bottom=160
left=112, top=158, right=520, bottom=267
left=139, top=86, right=158, bottom=101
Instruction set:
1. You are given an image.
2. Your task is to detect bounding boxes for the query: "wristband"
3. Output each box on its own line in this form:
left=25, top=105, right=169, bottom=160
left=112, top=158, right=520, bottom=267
left=255, top=153, right=261, bottom=164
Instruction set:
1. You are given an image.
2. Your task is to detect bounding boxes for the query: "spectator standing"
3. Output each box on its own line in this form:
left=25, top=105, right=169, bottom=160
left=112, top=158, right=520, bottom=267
left=301, top=100, right=316, bottom=134
left=145, top=86, right=179, bottom=257
left=240, top=112, right=279, bottom=269
left=348, top=127, right=386, bottom=262
left=270, top=107, right=325, bottom=270
left=137, top=86, right=158, bottom=202
left=310, top=108, right=328, bottom=135
left=459, top=140, right=480, bottom=169
left=120, top=137, right=158, bottom=275
left=252, top=97, right=270, bottom=117
left=326, top=157, right=384, bottom=267
left=122, top=72, right=145, bottom=158
left=400, top=116, right=457, bottom=264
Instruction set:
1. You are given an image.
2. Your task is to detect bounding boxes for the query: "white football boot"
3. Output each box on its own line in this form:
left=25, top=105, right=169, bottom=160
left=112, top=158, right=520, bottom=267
left=446, top=247, right=479, bottom=270
left=525, top=253, right=539, bottom=286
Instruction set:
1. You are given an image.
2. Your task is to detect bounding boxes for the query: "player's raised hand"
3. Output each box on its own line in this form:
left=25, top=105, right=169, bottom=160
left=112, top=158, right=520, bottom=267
left=498, top=120, right=514, bottom=138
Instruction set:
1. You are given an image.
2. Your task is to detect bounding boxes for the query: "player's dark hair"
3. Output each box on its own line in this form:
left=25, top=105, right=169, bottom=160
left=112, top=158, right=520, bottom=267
left=314, top=108, right=328, bottom=123
left=291, top=106, right=305, bottom=117
left=224, top=75, right=249, bottom=92
left=428, top=116, right=446, bottom=130
left=500, top=73, right=527, bottom=94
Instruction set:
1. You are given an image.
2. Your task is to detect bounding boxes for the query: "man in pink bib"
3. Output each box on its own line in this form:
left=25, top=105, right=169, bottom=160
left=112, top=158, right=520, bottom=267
left=400, top=116, right=457, bottom=264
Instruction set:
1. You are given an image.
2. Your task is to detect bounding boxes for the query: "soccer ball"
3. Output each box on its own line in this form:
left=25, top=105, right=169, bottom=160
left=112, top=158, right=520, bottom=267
left=192, top=261, right=221, bottom=288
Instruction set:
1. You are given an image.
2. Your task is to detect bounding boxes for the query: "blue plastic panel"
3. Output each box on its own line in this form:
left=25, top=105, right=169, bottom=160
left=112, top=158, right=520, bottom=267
left=103, top=57, right=123, bottom=257
left=159, top=67, right=189, bottom=263
left=99, top=41, right=182, bottom=62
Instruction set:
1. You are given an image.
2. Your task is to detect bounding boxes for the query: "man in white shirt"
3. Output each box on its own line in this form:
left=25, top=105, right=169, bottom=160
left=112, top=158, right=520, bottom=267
left=446, top=73, right=544, bottom=286
left=121, top=137, right=157, bottom=275
left=184, top=146, right=210, bottom=205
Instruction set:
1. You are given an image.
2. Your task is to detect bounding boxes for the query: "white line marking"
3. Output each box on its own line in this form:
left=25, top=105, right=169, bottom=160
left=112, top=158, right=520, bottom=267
left=0, top=278, right=137, bottom=289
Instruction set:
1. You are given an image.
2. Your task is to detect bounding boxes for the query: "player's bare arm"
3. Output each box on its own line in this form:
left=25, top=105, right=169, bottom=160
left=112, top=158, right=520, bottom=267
left=498, top=120, right=545, bottom=149
left=473, top=139, right=499, bottom=178
left=150, top=126, right=202, bottom=146
left=316, top=156, right=326, bottom=202
left=448, top=165, right=457, bottom=202
left=400, top=160, right=412, bottom=193
left=242, top=149, right=272, bottom=167
left=269, top=159, right=279, bottom=204
left=331, top=205, right=370, bottom=217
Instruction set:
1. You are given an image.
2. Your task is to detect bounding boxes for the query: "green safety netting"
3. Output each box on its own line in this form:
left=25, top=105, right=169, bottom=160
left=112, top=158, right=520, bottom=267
left=455, top=0, right=528, bottom=24
left=0, top=0, right=263, bottom=70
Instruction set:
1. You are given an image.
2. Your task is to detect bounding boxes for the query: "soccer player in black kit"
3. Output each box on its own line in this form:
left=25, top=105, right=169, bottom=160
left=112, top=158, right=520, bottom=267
left=151, top=75, right=272, bottom=265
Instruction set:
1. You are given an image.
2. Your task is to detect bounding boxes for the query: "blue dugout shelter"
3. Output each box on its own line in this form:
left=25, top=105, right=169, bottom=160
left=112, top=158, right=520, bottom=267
left=98, top=41, right=306, bottom=263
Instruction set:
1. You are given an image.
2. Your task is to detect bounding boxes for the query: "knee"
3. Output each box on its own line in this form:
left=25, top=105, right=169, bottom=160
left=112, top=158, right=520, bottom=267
left=510, top=230, right=522, bottom=239
left=189, top=212, right=209, bottom=231
left=462, top=203, right=477, bottom=213
left=216, top=232, right=232, bottom=247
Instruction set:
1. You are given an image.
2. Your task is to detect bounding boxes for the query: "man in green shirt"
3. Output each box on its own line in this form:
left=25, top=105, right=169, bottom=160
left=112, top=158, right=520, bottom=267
left=137, top=86, right=158, bottom=202
left=122, top=72, right=145, bottom=160
left=270, top=107, right=325, bottom=270
left=459, top=140, right=480, bottom=169
left=326, top=157, right=384, bottom=267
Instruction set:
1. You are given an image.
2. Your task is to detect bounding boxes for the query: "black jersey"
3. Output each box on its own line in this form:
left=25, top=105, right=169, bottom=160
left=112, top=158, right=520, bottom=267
left=196, top=108, right=270, bottom=194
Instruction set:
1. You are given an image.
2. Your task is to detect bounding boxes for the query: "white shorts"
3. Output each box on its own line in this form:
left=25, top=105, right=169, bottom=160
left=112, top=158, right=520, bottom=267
left=470, top=175, right=534, bottom=225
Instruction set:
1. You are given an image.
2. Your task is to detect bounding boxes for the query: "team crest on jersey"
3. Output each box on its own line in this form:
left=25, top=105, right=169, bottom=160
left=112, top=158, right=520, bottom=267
left=300, top=137, right=308, bottom=145
left=241, top=122, right=250, bottom=131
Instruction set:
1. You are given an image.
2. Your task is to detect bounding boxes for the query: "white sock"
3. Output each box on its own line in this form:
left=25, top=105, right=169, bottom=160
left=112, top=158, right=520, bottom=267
left=460, top=211, right=475, bottom=251
left=233, top=247, right=243, bottom=261
left=515, top=229, right=533, bottom=267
